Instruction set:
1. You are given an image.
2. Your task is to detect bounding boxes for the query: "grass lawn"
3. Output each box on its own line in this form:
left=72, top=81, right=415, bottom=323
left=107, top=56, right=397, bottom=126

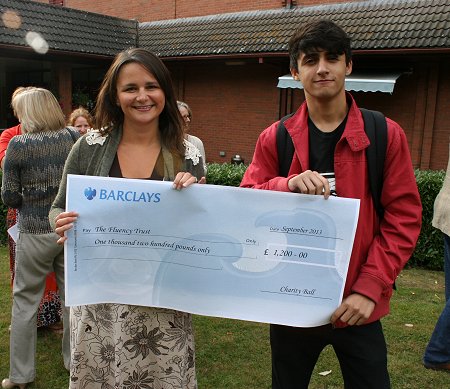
left=0, top=245, right=448, bottom=388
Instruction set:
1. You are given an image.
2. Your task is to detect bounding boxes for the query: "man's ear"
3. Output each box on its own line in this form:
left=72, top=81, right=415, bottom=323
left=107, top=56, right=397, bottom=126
left=290, top=68, right=300, bottom=81
left=345, top=60, right=353, bottom=76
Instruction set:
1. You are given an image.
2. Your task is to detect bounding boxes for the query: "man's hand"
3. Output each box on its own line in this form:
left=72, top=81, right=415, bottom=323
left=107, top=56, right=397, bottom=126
left=288, top=170, right=331, bottom=198
left=331, top=293, right=376, bottom=326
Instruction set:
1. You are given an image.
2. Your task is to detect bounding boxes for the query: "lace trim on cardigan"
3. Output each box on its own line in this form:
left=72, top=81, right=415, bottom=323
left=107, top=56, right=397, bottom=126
left=183, top=139, right=202, bottom=166
left=85, top=133, right=201, bottom=166
left=86, top=130, right=108, bottom=146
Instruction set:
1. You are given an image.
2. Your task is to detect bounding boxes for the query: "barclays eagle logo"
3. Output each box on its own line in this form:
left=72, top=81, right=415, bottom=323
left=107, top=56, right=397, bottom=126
left=84, top=187, right=96, bottom=200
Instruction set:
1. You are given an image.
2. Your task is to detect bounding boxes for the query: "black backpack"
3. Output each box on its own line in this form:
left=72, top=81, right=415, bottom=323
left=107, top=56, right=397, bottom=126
left=276, top=108, right=387, bottom=219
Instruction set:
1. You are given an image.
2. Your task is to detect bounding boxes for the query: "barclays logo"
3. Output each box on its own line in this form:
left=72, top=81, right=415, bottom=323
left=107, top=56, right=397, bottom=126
left=84, top=187, right=97, bottom=200
left=99, top=189, right=160, bottom=203
left=82, top=185, right=160, bottom=203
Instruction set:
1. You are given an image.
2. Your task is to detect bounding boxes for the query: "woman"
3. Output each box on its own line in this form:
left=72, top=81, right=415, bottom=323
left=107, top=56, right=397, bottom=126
left=423, top=140, right=450, bottom=371
left=0, top=86, right=63, bottom=332
left=1, top=88, right=78, bottom=389
left=67, top=106, right=93, bottom=135
left=50, top=48, right=204, bottom=388
left=177, top=100, right=207, bottom=174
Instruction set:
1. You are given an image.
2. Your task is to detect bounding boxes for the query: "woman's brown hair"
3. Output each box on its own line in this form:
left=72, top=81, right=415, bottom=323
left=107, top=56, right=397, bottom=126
left=94, top=48, right=184, bottom=157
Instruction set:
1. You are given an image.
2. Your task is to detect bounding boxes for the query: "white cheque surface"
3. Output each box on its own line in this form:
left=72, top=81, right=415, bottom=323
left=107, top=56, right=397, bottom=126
left=65, top=174, right=360, bottom=327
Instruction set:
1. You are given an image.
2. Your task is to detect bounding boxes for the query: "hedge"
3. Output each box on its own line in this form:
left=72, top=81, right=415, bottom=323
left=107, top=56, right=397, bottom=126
left=0, top=165, right=445, bottom=270
left=411, top=169, right=446, bottom=270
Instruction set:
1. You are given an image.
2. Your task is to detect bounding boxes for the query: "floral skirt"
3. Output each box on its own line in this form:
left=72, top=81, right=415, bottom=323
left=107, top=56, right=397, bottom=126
left=69, top=304, right=197, bottom=389
left=7, top=208, right=62, bottom=327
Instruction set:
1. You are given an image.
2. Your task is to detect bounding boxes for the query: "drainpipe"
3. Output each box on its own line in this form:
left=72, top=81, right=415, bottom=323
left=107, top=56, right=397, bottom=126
left=285, top=0, right=297, bottom=9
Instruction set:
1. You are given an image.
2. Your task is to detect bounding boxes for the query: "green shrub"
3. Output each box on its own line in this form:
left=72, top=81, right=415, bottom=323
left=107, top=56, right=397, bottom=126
left=409, top=169, right=445, bottom=270
left=206, top=162, right=248, bottom=187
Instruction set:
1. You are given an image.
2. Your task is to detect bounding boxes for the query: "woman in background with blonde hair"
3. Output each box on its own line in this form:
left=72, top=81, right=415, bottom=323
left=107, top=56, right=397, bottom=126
left=0, top=87, right=64, bottom=333
left=1, top=87, right=79, bottom=389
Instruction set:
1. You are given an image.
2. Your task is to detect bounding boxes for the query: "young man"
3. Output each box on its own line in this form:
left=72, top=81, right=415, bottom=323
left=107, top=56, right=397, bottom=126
left=241, top=20, right=422, bottom=388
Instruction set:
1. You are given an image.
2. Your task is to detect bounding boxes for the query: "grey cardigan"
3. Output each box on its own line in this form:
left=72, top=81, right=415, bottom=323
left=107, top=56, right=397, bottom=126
left=2, top=127, right=80, bottom=234
left=49, top=126, right=204, bottom=229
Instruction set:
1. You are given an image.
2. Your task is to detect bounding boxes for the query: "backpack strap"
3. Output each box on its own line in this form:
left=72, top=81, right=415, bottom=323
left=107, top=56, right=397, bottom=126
left=360, top=108, right=393, bottom=288
left=360, top=108, right=387, bottom=220
left=276, top=113, right=295, bottom=177
left=276, top=109, right=387, bottom=220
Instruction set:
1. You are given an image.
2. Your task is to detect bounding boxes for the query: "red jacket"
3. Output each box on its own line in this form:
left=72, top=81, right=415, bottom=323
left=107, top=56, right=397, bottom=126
left=241, top=94, right=422, bottom=326
left=0, top=124, right=21, bottom=165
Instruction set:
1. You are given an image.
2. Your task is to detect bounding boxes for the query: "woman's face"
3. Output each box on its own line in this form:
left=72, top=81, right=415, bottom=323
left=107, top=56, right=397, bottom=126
left=116, top=62, right=165, bottom=129
left=73, top=116, right=90, bottom=135
left=178, top=106, right=190, bottom=131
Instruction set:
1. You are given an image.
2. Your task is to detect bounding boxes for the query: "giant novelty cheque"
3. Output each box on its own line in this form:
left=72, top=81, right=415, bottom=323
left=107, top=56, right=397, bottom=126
left=65, top=174, right=359, bottom=327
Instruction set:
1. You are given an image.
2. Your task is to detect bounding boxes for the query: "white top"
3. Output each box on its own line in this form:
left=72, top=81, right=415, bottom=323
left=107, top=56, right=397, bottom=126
left=187, top=134, right=207, bottom=173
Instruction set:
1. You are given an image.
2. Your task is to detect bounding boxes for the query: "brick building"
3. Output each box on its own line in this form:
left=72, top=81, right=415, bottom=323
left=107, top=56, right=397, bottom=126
left=1, top=0, right=449, bottom=169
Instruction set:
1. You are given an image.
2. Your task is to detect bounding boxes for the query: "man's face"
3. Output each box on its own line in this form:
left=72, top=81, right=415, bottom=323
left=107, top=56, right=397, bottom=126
left=291, top=49, right=352, bottom=102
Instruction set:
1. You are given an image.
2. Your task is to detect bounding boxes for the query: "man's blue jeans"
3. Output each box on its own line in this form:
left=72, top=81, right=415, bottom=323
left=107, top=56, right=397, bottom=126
left=423, top=233, right=450, bottom=365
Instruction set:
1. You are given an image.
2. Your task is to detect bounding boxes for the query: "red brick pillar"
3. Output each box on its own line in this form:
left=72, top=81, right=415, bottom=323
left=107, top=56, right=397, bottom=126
left=52, top=62, right=72, bottom=118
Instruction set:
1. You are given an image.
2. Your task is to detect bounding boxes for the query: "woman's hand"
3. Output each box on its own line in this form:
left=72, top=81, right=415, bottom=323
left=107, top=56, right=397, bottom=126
left=172, top=172, right=200, bottom=190
left=54, top=211, right=79, bottom=245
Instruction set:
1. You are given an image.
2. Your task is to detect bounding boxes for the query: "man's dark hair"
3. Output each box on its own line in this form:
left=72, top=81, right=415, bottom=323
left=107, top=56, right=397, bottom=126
left=288, top=19, right=352, bottom=71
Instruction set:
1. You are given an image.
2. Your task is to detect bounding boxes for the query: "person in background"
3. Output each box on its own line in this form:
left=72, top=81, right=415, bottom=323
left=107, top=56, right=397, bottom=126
left=0, top=87, right=63, bottom=332
left=423, top=141, right=450, bottom=372
left=240, top=19, right=422, bottom=389
left=0, top=87, right=25, bottom=168
left=67, top=106, right=93, bottom=135
left=1, top=87, right=79, bottom=389
left=177, top=100, right=207, bottom=174
left=50, top=48, right=204, bottom=389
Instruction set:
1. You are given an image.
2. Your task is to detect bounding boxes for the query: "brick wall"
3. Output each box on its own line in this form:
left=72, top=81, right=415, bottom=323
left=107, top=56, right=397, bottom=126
left=166, top=56, right=449, bottom=170
left=39, top=0, right=356, bottom=21
left=52, top=62, right=72, bottom=118
left=173, top=0, right=282, bottom=19
left=427, top=61, right=450, bottom=170
left=64, top=0, right=174, bottom=22
left=168, top=60, right=285, bottom=165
